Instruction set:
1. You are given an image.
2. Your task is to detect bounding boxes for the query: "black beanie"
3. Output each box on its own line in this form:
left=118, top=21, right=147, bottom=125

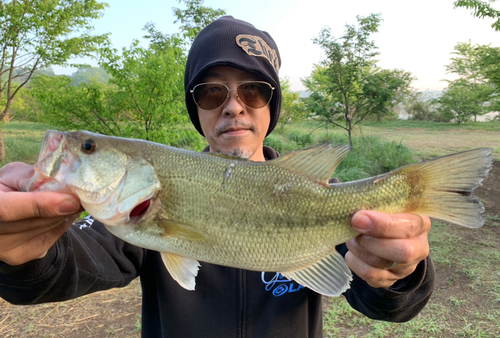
left=184, top=16, right=282, bottom=137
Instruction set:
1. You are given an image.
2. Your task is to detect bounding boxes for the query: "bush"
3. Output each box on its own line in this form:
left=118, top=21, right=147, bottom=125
left=264, top=135, right=286, bottom=154
left=287, top=130, right=315, bottom=147
left=267, top=130, right=415, bottom=182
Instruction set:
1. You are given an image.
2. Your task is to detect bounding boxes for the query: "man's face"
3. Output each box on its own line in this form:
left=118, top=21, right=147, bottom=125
left=195, top=66, right=271, bottom=162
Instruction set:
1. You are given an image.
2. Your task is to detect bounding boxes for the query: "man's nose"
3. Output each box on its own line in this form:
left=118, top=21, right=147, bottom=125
left=223, top=90, right=245, bottom=116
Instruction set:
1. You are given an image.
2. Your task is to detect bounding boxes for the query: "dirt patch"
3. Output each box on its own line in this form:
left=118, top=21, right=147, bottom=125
left=0, top=279, right=142, bottom=337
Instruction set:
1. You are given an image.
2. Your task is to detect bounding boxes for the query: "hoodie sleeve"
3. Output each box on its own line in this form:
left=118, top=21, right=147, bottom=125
left=336, top=243, right=435, bottom=322
left=0, top=218, right=144, bottom=305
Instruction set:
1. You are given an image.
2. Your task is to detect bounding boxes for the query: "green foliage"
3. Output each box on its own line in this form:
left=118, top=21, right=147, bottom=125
left=30, top=75, right=124, bottom=135
left=23, top=0, right=227, bottom=151
left=433, top=80, right=480, bottom=124
left=318, top=133, right=415, bottom=181
left=278, top=77, right=306, bottom=129
left=305, top=14, right=414, bottom=147
left=454, top=0, right=500, bottom=31
left=71, top=67, right=111, bottom=86
left=438, top=40, right=497, bottom=123
left=406, top=96, right=436, bottom=121
left=0, top=0, right=109, bottom=119
left=265, top=127, right=415, bottom=182
left=287, top=130, right=315, bottom=147
left=0, top=0, right=109, bottom=161
left=172, top=0, right=227, bottom=42
left=99, top=23, right=187, bottom=142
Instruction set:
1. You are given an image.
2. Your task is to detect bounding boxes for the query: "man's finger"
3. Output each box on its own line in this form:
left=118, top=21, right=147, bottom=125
left=0, top=191, right=81, bottom=222
left=351, top=210, right=431, bottom=239
left=345, top=251, right=400, bottom=289
left=0, top=162, right=35, bottom=191
left=346, top=237, right=395, bottom=269
left=351, top=234, right=429, bottom=264
left=2, top=218, right=73, bottom=266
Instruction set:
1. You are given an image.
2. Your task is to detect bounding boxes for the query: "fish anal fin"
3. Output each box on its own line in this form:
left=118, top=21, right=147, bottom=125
left=270, top=143, right=351, bottom=183
left=156, top=219, right=208, bottom=241
left=281, top=250, right=352, bottom=297
left=160, top=252, right=200, bottom=291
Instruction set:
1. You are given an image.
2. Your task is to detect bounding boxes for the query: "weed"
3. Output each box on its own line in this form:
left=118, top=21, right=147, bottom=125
left=104, top=325, right=116, bottom=336
left=134, top=314, right=142, bottom=332
left=23, top=323, right=35, bottom=333
left=448, top=296, right=467, bottom=307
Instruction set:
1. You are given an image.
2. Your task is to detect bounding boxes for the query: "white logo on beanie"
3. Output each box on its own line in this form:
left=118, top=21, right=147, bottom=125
left=236, top=34, right=280, bottom=73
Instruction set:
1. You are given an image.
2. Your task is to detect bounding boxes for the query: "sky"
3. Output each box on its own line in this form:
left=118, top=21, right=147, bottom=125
left=54, top=0, right=500, bottom=92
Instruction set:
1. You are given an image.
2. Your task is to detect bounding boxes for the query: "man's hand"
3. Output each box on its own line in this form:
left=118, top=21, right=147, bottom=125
left=0, top=162, right=81, bottom=266
left=346, top=210, right=431, bottom=289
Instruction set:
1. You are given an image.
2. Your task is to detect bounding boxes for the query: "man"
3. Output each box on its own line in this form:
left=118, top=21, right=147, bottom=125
left=0, top=16, right=434, bottom=337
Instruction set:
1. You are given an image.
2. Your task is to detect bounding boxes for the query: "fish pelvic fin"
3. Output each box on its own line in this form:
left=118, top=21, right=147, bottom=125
left=281, top=250, right=352, bottom=297
left=399, top=147, right=493, bottom=228
left=160, top=252, right=201, bottom=291
left=270, top=143, right=351, bottom=184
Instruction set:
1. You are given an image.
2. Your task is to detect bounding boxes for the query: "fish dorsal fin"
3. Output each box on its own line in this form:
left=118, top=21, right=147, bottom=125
left=281, top=250, right=352, bottom=297
left=156, top=219, right=208, bottom=241
left=270, top=143, right=351, bottom=183
left=160, top=252, right=200, bottom=291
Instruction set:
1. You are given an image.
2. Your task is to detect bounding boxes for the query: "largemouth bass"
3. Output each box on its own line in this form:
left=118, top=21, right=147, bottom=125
left=25, top=130, right=493, bottom=296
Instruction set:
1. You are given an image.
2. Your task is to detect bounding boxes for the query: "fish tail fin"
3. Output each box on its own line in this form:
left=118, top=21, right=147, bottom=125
left=400, top=148, right=493, bottom=228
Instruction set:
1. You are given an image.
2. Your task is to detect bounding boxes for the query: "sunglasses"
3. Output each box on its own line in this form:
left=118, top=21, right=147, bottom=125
left=190, top=81, right=275, bottom=110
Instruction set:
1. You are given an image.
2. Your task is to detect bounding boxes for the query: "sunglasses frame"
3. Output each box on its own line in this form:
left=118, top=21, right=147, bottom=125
left=190, top=81, right=275, bottom=111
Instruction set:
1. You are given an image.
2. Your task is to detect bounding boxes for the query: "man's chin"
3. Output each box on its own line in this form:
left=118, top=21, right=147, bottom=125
left=214, top=147, right=252, bottom=159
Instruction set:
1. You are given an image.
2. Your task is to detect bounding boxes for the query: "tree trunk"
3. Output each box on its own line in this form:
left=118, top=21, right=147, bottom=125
left=347, top=120, right=353, bottom=148
left=0, top=128, right=5, bottom=163
left=0, top=105, right=11, bottom=163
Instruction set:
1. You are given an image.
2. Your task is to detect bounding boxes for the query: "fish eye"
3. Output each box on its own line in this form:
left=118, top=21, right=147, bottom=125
left=81, top=139, right=97, bottom=154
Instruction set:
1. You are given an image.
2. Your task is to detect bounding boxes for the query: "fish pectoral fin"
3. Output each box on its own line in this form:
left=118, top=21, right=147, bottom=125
left=160, top=252, right=201, bottom=291
left=157, top=219, right=208, bottom=241
left=270, top=143, right=351, bottom=184
left=281, top=251, right=352, bottom=297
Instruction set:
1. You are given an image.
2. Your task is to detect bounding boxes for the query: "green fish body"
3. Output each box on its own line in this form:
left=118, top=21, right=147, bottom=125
left=25, top=130, right=493, bottom=296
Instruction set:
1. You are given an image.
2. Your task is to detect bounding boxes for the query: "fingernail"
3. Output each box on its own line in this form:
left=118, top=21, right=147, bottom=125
left=57, top=198, right=80, bottom=214
left=352, top=212, right=373, bottom=232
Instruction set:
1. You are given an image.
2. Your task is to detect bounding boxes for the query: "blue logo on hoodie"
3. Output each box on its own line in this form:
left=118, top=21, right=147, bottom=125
left=261, top=272, right=304, bottom=297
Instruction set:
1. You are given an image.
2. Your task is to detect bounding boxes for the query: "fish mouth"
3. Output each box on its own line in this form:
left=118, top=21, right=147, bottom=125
left=129, top=198, right=152, bottom=219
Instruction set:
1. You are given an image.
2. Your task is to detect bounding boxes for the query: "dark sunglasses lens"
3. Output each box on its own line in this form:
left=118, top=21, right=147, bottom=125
left=238, top=82, right=273, bottom=108
left=193, top=84, right=228, bottom=110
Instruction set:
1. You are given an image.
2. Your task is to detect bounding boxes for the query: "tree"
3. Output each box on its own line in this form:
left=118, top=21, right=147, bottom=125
left=454, top=0, right=500, bottom=31
left=278, top=77, right=305, bottom=129
left=433, top=80, right=479, bottom=124
left=0, top=0, right=109, bottom=162
left=307, top=14, right=413, bottom=146
left=406, top=95, right=435, bottom=121
left=71, top=66, right=111, bottom=86
left=31, top=75, right=124, bottom=134
left=172, top=0, right=226, bottom=43
left=443, top=41, right=495, bottom=122
left=98, top=23, right=188, bottom=142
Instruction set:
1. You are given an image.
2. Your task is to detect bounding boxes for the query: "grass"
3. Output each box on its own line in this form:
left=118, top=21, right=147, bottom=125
left=1, top=121, right=56, bottom=165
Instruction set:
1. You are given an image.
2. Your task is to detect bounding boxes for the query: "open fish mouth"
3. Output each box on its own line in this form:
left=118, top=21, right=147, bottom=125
left=130, top=198, right=152, bottom=218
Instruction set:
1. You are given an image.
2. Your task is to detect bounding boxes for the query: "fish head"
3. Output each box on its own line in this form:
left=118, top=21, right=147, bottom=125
left=25, top=130, right=161, bottom=226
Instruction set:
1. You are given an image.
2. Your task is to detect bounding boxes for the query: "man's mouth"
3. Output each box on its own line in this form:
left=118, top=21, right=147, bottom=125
left=221, top=128, right=249, bottom=136
left=217, top=124, right=254, bottom=136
